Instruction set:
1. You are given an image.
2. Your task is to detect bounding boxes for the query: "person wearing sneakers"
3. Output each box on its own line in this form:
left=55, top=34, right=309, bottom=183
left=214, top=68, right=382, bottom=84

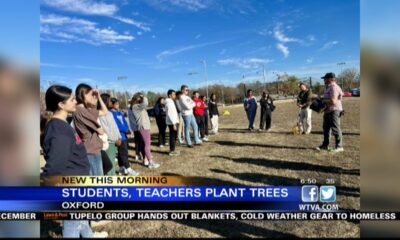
left=297, top=82, right=313, bottom=134
left=244, top=89, right=257, bottom=131
left=110, top=98, right=139, bottom=176
left=179, top=85, right=202, bottom=148
left=208, top=93, right=220, bottom=134
left=98, top=93, right=122, bottom=176
left=131, top=92, right=160, bottom=168
left=175, top=91, right=185, bottom=144
left=42, top=85, right=107, bottom=238
left=193, top=92, right=209, bottom=142
left=165, top=89, right=180, bottom=156
left=317, top=72, right=344, bottom=153
left=127, top=101, right=142, bottom=161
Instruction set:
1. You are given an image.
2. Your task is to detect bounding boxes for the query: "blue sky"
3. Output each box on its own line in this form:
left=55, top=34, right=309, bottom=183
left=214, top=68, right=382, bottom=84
left=0, top=0, right=39, bottom=66
left=40, top=0, right=360, bottom=93
left=361, top=0, right=400, bottom=50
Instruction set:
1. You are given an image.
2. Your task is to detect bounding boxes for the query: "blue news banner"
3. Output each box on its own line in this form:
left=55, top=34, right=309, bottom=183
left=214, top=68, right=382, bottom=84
left=0, top=186, right=399, bottom=221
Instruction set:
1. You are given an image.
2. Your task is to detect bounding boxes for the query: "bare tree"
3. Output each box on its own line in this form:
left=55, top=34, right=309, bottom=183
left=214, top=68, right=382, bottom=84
left=339, top=68, right=360, bottom=91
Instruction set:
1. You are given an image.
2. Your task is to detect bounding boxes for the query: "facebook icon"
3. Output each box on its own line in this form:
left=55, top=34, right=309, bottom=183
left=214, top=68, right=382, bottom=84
left=302, top=185, right=319, bottom=202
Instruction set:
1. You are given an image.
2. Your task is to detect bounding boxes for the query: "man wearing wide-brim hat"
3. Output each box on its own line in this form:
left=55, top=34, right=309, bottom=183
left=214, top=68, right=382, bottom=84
left=316, top=72, right=345, bottom=153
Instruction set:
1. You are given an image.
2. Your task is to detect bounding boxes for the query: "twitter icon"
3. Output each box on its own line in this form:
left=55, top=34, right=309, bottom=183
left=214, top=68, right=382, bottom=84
left=320, top=186, right=336, bottom=202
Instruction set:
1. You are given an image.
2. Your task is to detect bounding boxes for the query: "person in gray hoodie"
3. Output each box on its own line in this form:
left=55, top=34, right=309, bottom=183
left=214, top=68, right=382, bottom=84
left=131, top=92, right=160, bottom=169
left=98, top=93, right=122, bottom=176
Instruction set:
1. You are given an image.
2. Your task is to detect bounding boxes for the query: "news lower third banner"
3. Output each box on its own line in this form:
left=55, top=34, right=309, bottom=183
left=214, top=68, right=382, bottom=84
left=0, top=176, right=398, bottom=221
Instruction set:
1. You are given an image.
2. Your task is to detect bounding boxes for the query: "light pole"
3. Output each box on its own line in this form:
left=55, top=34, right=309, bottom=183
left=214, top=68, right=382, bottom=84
left=337, top=62, right=346, bottom=89
left=200, top=60, right=209, bottom=99
left=272, top=72, right=280, bottom=95
left=117, top=76, right=129, bottom=109
left=187, top=71, right=199, bottom=91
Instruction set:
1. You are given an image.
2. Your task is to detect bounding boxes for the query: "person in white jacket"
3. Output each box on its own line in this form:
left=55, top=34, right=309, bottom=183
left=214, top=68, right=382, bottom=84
left=179, top=85, right=202, bottom=148
left=165, top=90, right=180, bottom=156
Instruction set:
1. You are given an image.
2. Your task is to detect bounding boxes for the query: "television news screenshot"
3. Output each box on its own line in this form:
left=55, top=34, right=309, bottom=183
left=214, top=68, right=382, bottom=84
left=0, top=0, right=400, bottom=238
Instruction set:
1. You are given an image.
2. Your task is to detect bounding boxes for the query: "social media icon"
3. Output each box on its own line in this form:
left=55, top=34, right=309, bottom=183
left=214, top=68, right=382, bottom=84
left=302, top=185, right=318, bottom=202
left=320, top=186, right=336, bottom=202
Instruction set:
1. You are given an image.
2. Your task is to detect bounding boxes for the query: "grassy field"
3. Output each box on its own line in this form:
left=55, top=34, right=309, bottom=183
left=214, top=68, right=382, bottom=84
left=95, top=97, right=360, bottom=238
left=42, top=97, right=360, bottom=238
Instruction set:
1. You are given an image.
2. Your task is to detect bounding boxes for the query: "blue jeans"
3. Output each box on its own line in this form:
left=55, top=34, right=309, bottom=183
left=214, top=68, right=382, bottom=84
left=87, top=153, right=103, bottom=176
left=246, top=109, right=257, bottom=129
left=182, top=115, right=200, bottom=145
left=63, top=220, right=92, bottom=238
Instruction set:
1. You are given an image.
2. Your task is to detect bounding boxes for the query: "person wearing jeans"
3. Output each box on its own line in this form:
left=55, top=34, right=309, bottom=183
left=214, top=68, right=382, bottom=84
left=42, top=85, right=107, bottom=238
left=193, top=91, right=208, bottom=142
left=244, top=89, right=257, bottom=131
left=317, top=72, right=344, bottom=153
left=74, top=83, right=109, bottom=176
left=179, top=85, right=202, bottom=147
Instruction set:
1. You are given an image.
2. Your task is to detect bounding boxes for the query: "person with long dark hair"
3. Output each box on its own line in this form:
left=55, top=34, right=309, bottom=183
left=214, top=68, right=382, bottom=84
left=193, top=91, right=209, bottom=142
left=244, top=89, right=257, bottom=131
left=131, top=92, right=160, bottom=168
left=201, top=95, right=209, bottom=139
left=73, top=83, right=108, bottom=176
left=208, top=93, right=220, bottom=134
left=259, top=91, right=274, bottom=131
left=42, top=85, right=107, bottom=238
left=153, top=97, right=167, bottom=147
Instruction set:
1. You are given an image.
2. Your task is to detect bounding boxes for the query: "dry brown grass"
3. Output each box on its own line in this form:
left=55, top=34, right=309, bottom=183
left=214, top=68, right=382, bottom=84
left=41, top=98, right=360, bottom=238
left=95, top=98, right=360, bottom=238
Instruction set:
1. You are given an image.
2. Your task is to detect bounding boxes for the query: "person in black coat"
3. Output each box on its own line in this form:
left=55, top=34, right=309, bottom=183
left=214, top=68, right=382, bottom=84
left=259, top=91, right=274, bottom=131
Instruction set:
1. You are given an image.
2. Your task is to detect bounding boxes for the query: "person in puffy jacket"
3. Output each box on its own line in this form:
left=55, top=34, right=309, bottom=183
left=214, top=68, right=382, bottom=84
left=244, top=89, right=257, bottom=131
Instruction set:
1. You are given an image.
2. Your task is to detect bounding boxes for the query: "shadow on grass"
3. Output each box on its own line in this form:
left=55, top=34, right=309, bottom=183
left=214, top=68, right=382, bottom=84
left=310, top=131, right=360, bottom=136
left=160, top=172, right=297, bottom=238
left=209, top=169, right=360, bottom=198
left=210, top=155, right=360, bottom=176
left=214, top=140, right=313, bottom=150
left=218, top=128, right=254, bottom=134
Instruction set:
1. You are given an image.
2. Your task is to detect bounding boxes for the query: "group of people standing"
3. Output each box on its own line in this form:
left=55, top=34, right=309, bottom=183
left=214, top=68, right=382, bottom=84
left=243, top=72, right=344, bottom=153
left=152, top=85, right=220, bottom=150
left=295, top=72, right=344, bottom=153
left=40, top=83, right=221, bottom=237
left=244, top=89, right=275, bottom=131
left=38, top=72, right=344, bottom=238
